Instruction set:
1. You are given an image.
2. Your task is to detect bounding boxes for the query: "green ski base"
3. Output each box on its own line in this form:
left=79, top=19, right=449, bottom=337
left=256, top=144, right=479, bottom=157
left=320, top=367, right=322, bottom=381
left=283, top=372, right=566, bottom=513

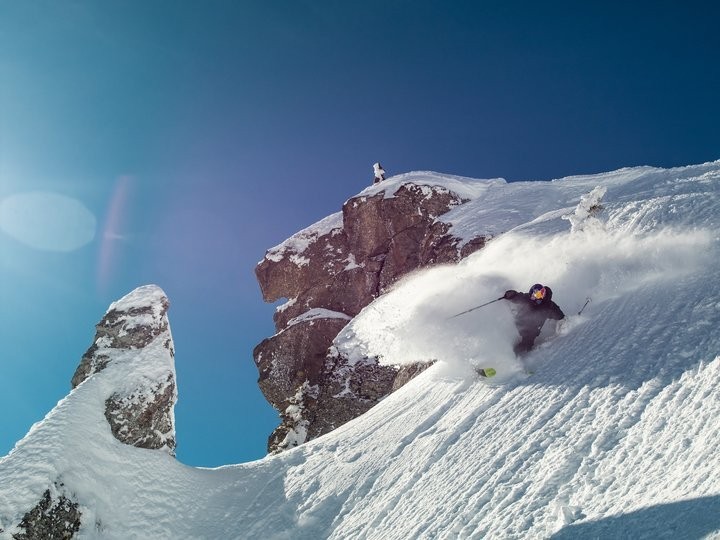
left=477, top=367, right=497, bottom=378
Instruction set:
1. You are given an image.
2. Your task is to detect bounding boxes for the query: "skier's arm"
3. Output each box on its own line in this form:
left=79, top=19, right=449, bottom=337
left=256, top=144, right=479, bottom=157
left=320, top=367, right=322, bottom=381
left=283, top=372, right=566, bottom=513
left=549, top=302, right=565, bottom=320
left=503, top=290, right=525, bottom=304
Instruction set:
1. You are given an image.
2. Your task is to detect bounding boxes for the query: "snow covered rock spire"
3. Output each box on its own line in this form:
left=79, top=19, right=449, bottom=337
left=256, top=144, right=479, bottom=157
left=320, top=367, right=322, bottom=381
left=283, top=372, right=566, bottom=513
left=0, top=285, right=177, bottom=539
left=72, top=284, right=178, bottom=454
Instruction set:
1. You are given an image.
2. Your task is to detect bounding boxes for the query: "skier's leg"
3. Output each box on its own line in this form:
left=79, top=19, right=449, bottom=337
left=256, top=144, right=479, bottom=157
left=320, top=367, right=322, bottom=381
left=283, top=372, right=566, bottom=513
left=514, top=336, right=534, bottom=356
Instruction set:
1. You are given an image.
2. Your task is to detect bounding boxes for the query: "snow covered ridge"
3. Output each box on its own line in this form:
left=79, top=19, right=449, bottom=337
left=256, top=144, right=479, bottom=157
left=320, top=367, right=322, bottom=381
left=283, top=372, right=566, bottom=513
left=0, top=285, right=177, bottom=539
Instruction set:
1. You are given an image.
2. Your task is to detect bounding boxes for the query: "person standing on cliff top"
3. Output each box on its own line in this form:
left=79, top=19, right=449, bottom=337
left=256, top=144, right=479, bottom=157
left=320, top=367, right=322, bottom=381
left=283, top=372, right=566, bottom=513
left=373, top=162, right=386, bottom=184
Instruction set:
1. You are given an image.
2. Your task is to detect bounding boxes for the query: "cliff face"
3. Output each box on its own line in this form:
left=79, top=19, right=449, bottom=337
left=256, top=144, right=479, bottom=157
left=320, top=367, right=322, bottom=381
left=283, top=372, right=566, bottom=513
left=254, top=177, right=490, bottom=453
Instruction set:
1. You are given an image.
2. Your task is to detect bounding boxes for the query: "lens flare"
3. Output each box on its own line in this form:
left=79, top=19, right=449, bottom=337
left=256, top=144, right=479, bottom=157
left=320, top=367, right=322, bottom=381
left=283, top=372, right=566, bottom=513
left=97, top=176, right=132, bottom=292
left=0, top=191, right=96, bottom=251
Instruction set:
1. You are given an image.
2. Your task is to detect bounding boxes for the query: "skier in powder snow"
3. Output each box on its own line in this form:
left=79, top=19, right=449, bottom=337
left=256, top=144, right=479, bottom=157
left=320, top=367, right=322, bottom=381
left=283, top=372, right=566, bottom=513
left=373, top=162, right=386, bottom=184
left=503, top=284, right=565, bottom=354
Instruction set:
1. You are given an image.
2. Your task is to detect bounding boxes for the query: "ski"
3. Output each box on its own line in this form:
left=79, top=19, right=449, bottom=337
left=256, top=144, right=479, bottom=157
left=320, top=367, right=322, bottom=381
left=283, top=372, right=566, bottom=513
left=476, top=367, right=496, bottom=378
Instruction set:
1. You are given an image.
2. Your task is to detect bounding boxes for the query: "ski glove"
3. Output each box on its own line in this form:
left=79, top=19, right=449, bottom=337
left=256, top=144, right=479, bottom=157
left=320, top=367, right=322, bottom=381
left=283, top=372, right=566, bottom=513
left=503, top=290, right=517, bottom=300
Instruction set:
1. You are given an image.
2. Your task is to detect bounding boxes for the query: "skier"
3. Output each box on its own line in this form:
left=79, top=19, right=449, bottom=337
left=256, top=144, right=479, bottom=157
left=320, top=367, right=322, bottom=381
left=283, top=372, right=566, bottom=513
left=503, top=284, right=565, bottom=354
left=373, top=162, right=386, bottom=184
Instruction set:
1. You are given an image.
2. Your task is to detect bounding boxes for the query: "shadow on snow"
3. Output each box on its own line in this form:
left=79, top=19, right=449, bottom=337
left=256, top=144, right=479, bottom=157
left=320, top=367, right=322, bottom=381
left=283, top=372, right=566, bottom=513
left=551, top=495, right=720, bottom=540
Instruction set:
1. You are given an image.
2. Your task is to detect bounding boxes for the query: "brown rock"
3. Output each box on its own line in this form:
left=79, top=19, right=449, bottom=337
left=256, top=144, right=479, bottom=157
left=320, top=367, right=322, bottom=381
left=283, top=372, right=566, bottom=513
left=105, top=373, right=177, bottom=454
left=254, top=179, right=489, bottom=453
left=12, top=487, right=81, bottom=540
left=392, top=361, right=437, bottom=391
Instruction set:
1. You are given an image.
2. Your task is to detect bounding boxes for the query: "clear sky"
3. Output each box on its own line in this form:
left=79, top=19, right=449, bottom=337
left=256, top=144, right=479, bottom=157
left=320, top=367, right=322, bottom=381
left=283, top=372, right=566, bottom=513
left=0, top=1, right=718, bottom=467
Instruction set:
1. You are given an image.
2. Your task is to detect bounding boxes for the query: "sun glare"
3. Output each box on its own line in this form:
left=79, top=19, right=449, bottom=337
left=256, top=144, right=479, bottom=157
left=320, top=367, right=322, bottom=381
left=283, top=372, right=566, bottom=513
left=0, top=191, right=96, bottom=252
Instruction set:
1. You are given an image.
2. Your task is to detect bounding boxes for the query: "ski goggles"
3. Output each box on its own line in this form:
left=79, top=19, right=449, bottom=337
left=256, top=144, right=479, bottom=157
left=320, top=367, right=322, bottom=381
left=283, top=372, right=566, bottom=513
left=531, top=287, right=546, bottom=301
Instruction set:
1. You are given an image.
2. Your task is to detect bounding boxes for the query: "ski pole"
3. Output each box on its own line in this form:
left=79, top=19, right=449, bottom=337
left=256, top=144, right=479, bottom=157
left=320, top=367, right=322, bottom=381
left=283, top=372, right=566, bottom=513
left=577, top=297, right=591, bottom=316
left=448, top=297, right=504, bottom=319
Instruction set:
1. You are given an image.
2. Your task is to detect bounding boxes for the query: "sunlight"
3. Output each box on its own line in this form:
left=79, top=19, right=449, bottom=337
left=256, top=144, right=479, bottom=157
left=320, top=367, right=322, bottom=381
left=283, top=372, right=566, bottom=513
left=0, top=191, right=96, bottom=252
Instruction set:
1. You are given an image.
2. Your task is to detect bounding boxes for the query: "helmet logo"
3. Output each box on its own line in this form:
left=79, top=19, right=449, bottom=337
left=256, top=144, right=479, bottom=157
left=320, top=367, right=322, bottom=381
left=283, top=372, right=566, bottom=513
left=530, top=285, right=546, bottom=304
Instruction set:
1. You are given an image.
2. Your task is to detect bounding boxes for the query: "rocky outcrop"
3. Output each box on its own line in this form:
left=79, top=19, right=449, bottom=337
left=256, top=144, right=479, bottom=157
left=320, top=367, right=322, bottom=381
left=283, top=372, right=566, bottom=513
left=255, top=179, right=489, bottom=453
left=104, top=373, right=176, bottom=452
left=392, top=361, right=437, bottom=392
left=71, top=285, right=178, bottom=454
left=1, top=286, right=177, bottom=539
left=11, top=487, right=81, bottom=540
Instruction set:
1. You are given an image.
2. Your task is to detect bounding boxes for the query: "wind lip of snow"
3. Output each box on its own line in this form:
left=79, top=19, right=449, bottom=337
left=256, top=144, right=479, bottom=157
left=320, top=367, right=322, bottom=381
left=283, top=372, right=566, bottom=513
left=550, top=164, right=661, bottom=183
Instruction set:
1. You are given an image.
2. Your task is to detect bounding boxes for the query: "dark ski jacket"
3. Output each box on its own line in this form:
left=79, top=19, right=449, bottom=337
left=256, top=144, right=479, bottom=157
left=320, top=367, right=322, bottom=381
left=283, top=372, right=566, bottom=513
left=503, top=288, right=565, bottom=352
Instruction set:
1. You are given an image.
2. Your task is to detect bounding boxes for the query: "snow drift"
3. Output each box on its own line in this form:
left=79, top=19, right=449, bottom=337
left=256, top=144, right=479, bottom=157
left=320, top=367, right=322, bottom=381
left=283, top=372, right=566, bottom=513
left=2, top=161, right=720, bottom=539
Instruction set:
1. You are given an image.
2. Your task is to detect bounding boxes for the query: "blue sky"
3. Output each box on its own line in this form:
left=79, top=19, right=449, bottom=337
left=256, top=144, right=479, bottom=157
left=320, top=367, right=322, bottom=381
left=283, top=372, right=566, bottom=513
left=1, top=1, right=718, bottom=467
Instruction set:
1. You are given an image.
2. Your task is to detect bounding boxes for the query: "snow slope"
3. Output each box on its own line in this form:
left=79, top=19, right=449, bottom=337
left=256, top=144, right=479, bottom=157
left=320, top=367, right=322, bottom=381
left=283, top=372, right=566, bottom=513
left=2, top=161, right=720, bottom=539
